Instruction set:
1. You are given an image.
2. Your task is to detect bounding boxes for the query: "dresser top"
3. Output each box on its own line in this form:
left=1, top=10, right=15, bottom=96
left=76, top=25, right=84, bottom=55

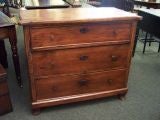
left=19, top=7, right=141, bottom=25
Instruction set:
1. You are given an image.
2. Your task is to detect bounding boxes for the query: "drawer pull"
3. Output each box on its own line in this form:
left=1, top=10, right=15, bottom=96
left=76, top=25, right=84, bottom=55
left=48, top=63, right=55, bottom=69
left=111, top=55, right=118, bottom=62
left=78, top=79, right=88, bottom=86
left=112, top=31, right=117, bottom=36
left=80, top=28, right=89, bottom=34
left=107, top=79, right=113, bottom=85
left=79, top=55, right=88, bottom=61
left=50, top=35, right=55, bottom=40
left=50, top=63, right=55, bottom=67
left=52, top=86, right=57, bottom=91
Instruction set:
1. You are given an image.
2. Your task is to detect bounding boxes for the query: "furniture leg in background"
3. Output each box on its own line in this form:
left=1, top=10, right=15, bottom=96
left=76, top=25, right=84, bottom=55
left=8, top=26, right=22, bottom=87
left=0, top=40, right=8, bottom=68
left=135, top=9, right=160, bottom=54
left=0, top=11, right=22, bottom=87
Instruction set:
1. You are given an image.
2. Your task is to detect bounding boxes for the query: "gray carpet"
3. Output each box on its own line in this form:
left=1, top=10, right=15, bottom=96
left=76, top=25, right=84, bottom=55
left=1, top=24, right=160, bottom=120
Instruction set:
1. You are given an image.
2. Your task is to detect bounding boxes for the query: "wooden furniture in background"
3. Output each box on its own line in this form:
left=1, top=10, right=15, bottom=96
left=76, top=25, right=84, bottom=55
left=133, top=8, right=160, bottom=55
left=0, top=11, right=22, bottom=87
left=0, top=64, right=13, bottom=115
left=134, top=0, right=160, bottom=9
left=64, top=0, right=82, bottom=7
left=87, top=0, right=101, bottom=7
left=0, top=0, right=10, bottom=16
left=7, top=0, right=22, bottom=8
left=20, top=7, right=141, bottom=114
left=25, top=0, right=70, bottom=9
left=0, top=40, right=8, bottom=68
left=133, top=0, right=160, bottom=54
left=101, top=0, right=134, bottom=11
left=64, top=0, right=100, bottom=7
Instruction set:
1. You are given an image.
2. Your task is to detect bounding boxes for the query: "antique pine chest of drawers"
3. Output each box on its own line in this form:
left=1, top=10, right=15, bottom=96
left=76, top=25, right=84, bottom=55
left=20, top=7, right=141, bottom=114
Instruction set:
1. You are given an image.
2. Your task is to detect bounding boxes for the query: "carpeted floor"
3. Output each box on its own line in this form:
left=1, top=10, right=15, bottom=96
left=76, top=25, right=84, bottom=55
left=1, top=15, right=160, bottom=120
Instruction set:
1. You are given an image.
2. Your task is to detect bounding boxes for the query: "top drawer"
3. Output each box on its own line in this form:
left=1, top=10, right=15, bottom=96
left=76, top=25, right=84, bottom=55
left=30, top=23, right=131, bottom=48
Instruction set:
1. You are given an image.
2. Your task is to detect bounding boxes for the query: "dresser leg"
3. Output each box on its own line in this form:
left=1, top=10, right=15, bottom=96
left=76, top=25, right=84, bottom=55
left=32, top=108, right=41, bottom=115
left=0, top=40, right=8, bottom=68
left=118, top=93, right=126, bottom=101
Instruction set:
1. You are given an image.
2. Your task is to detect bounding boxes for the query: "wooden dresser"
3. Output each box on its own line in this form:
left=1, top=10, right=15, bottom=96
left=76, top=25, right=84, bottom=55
left=20, top=7, right=141, bottom=114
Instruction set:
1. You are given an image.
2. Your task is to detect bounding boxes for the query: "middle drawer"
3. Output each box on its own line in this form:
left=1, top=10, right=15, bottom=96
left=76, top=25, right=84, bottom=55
left=32, top=44, right=129, bottom=77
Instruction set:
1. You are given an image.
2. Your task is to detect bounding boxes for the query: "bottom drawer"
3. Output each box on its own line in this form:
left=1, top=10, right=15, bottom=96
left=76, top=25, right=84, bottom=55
left=0, top=95, right=12, bottom=115
left=35, top=69, right=127, bottom=100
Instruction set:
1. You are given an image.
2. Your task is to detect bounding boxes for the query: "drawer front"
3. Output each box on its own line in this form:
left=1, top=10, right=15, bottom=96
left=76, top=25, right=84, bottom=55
left=0, top=82, right=8, bottom=96
left=31, top=23, right=131, bottom=48
left=36, top=69, right=127, bottom=100
left=32, top=44, right=129, bottom=77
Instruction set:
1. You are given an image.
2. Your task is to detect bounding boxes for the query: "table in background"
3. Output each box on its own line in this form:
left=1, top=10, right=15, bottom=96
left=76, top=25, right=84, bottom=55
left=25, top=0, right=70, bottom=9
left=134, top=0, right=160, bottom=9
left=133, top=8, right=160, bottom=55
left=0, top=11, right=22, bottom=87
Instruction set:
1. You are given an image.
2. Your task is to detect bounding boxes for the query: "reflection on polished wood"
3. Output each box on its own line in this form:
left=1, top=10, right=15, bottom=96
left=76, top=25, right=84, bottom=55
left=25, top=0, right=70, bottom=9
left=134, top=0, right=160, bottom=8
left=19, top=7, right=141, bottom=25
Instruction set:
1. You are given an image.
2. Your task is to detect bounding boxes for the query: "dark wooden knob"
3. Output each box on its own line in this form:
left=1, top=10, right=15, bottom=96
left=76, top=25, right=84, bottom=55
left=107, top=79, right=113, bottom=85
left=47, top=63, right=55, bottom=69
left=111, top=55, right=118, bottom=62
left=52, top=86, right=57, bottom=91
left=50, top=35, right=55, bottom=40
left=79, top=55, right=88, bottom=61
left=78, top=79, right=88, bottom=86
left=80, top=28, right=88, bottom=34
left=112, top=30, right=117, bottom=36
left=50, top=63, right=55, bottom=67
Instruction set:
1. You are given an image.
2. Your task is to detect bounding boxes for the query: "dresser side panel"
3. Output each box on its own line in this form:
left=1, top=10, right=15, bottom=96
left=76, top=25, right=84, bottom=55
left=125, top=21, right=138, bottom=86
left=23, top=26, right=37, bottom=102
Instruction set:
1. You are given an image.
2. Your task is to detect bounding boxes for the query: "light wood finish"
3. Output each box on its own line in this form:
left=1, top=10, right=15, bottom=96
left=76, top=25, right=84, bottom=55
left=36, top=69, right=127, bottom=100
left=20, top=7, right=141, bottom=114
left=32, top=44, right=129, bottom=77
left=30, top=23, right=130, bottom=48
left=19, top=7, right=141, bottom=25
